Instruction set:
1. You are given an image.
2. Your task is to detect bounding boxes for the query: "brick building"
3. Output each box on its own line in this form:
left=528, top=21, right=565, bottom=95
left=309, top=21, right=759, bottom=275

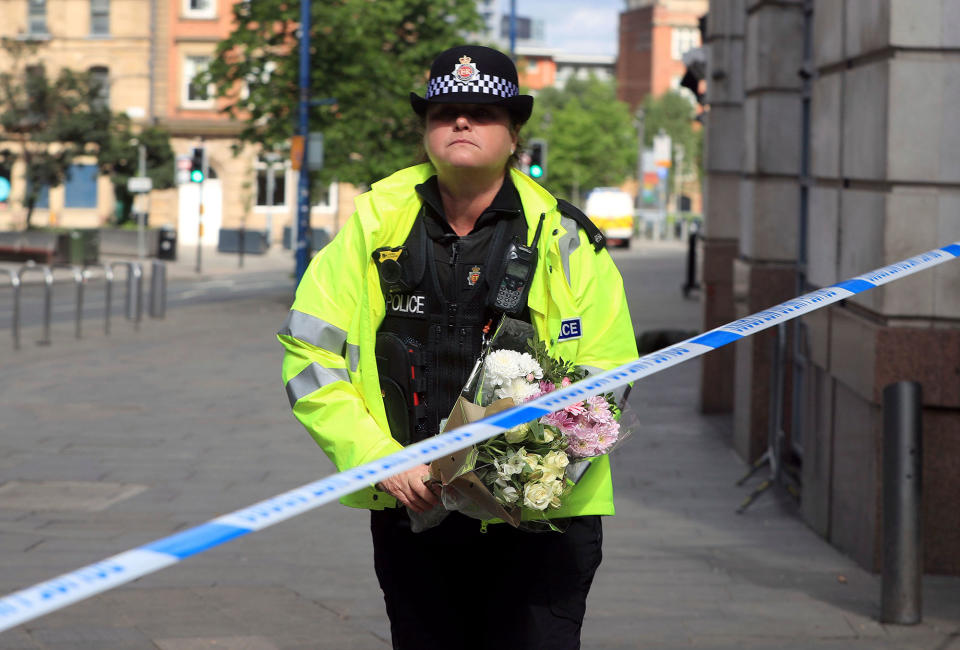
left=1, top=0, right=355, bottom=249
left=616, top=0, right=707, bottom=111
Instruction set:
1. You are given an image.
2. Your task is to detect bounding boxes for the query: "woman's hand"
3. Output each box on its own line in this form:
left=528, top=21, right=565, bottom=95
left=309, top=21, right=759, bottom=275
left=376, top=464, right=441, bottom=513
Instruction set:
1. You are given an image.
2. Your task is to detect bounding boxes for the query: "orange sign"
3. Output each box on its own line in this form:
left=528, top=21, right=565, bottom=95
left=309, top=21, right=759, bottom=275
left=290, top=136, right=304, bottom=171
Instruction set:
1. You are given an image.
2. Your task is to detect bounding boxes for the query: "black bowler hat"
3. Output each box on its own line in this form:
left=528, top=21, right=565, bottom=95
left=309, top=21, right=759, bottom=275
left=410, top=45, right=534, bottom=124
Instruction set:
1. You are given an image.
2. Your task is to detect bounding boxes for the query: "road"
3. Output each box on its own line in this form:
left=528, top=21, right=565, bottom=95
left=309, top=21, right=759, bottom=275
left=1, top=241, right=958, bottom=649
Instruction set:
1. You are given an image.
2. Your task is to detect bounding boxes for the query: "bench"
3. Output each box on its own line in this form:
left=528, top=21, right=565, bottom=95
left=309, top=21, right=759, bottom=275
left=0, top=232, right=59, bottom=264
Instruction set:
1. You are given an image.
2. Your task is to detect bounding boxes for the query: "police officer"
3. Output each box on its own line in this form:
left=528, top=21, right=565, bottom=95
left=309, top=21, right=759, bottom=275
left=278, top=45, right=637, bottom=650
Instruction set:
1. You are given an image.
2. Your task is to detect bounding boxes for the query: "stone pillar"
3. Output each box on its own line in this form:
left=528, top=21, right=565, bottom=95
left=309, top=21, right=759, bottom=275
left=800, top=0, right=960, bottom=574
left=700, top=0, right=745, bottom=414
left=731, top=0, right=805, bottom=462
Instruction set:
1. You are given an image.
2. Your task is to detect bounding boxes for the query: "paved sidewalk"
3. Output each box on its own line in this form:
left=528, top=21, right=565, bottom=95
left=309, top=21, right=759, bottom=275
left=0, top=241, right=957, bottom=649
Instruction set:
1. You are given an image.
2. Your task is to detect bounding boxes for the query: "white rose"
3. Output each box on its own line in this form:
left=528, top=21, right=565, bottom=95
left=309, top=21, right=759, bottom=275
left=523, top=482, right=552, bottom=510
left=523, top=452, right=542, bottom=471
left=502, top=450, right=526, bottom=475
left=504, top=424, right=528, bottom=444
left=543, top=450, right=570, bottom=472
left=500, top=485, right=519, bottom=504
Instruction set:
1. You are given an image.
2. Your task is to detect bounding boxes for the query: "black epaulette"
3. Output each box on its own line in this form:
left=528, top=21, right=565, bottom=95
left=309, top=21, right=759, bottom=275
left=556, top=198, right=606, bottom=252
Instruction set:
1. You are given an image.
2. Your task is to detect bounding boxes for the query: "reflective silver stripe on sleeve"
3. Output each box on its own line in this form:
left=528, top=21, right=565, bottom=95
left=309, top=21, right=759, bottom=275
left=558, top=215, right=581, bottom=285
left=278, top=310, right=347, bottom=357
left=346, top=343, right=360, bottom=373
left=286, top=362, right=350, bottom=407
left=582, top=364, right=631, bottom=407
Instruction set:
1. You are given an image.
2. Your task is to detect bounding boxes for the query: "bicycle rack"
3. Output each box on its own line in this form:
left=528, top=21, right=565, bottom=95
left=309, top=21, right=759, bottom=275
left=109, top=261, right=143, bottom=331
left=1, top=268, right=21, bottom=349
left=16, top=261, right=54, bottom=346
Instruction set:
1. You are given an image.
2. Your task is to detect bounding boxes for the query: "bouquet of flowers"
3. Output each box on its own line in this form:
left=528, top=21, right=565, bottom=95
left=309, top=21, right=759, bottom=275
left=418, top=317, right=630, bottom=532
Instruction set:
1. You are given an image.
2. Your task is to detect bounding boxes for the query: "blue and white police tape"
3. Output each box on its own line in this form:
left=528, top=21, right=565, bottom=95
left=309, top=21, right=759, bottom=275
left=2, top=242, right=959, bottom=633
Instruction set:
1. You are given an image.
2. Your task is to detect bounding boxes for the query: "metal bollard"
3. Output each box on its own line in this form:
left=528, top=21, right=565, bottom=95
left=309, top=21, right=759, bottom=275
left=17, top=262, right=53, bottom=346
left=99, top=264, right=115, bottom=335
left=881, top=381, right=923, bottom=625
left=682, top=231, right=700, bottom=298
left=69, top=266, right=85, bottom=339
left=149, top=260, right=166, bottom=319
left=1, top=268, right=21, bottom=349
left=110, top=261, right=143, bottom=330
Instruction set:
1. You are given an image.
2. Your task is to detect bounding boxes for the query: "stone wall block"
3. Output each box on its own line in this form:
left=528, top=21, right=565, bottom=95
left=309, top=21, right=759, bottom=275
left=887, top=57, right=943, bottom=183
left=802, top=302, right=830, bottom=370
left=800, top=363, right=834, bottom=538
left=829, top=307, right=877, bottom=403
left=922, top=409, right=960, bottom=574
left=745, top=5, right=804, bottom=92
left=705, top=107, right=745, bottom=173
left=889, top=0, right=942, bottom=47
left=739, top=178, right=800, bottom=261
left=829, top=381, right=881, bottom=572
left=934, top=191, right=960, bottom=319
left=839, top=189, right=885, bottom=312
left=845, top=0, right=891, bottom=59
left=706, top=39, right=745, bottom=104
left=938, top=60, right=960, bottom=183
left=743, top=95, right=802, bottom=176
left=806, top=185, right=840, bottom=288
left=707, top=0, right=743, bottom=38
left=704, top=173, right=742, bottom=238
left=874, top=328, right=960, bottom=408
left=842, top=61, right=889, bottom=181
left=810, top=73, right=842, bottom=179
left=944, top=0, right=960, bottom=46
left=813, top=0, right=844, bottom=68
left=872, top=188, right=938, bottom=316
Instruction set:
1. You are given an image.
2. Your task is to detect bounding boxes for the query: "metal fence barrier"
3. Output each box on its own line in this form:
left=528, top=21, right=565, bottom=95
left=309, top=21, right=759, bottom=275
left=3, top=260, right=165, bottom=349
left=16, top=262, right=53, bottom=346
left=0, top=268, right=20, bottom=349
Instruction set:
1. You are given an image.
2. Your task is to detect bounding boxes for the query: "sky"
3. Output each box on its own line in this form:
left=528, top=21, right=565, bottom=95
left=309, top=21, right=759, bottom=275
left=515, top=0, right=624, bottom=56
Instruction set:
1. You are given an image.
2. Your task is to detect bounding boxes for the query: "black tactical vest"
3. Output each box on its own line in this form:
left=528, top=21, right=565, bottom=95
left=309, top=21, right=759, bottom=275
left=375, top=197, right=528, bottom=445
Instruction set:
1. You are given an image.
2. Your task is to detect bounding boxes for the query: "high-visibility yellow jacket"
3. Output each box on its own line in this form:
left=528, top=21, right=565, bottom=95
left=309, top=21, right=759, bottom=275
left=278, top=164, right=638, bottom=516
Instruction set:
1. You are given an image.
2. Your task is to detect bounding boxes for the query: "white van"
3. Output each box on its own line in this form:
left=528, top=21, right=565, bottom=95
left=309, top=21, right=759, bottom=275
left=584, top=188, right=634, bottom=248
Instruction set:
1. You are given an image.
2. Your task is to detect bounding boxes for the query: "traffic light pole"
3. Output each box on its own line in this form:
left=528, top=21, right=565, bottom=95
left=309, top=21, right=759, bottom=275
left=196, top=140, right=206, bottom=274
left=294, top=0, right=311, bottom=283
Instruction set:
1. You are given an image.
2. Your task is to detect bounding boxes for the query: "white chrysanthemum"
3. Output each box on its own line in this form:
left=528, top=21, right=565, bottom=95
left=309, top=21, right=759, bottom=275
left=494, top=377, right=540, bottom=403
left=515, top=352, right=544, bottom=380
left=483, top=350, right=525, bottom=386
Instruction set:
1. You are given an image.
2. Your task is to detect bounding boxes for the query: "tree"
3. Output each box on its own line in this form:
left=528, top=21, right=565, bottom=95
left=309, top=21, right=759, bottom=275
left=204, top=0, right=482, bottom=188
left=640, top=90, right=702, bottom=188
left=523, top=77, right=637, bottom=205
left=98, top=118, right=175, bottom=225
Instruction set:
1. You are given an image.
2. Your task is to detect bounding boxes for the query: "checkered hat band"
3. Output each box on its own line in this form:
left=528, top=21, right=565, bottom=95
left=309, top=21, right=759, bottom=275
left=425, top=73, right=519, bottom=99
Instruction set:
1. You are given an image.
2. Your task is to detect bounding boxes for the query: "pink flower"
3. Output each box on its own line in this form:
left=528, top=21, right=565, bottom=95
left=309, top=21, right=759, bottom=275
left=539, top=380, right=556, bottom=394
left=564, top=401, right=587, bottom=417
left=561, top=377, right=573, bottom=388
left=541, top=410, right=574, bottom=431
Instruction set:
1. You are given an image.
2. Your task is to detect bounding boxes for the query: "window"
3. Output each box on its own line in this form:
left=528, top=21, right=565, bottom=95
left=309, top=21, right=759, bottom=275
left=255, top=160, right=286, bottom=207
left=183, top=55, right=213, bottom=107
left=313, top=182, right=337, bottom=210
left=90, top=0, right=109, bottom=35
left=183, top=0, right=216, bottom=19
left=89, top=67, right=109, bottom=109
left=671, top=27, right=699, bottom=61
left=64, top=164, right=99, bottom=208
left=28, top=0, right=47, bottom=35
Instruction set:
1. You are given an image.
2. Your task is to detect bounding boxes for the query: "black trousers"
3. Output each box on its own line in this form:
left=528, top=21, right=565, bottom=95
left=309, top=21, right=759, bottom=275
left=370, top=508, right=603, bottom=650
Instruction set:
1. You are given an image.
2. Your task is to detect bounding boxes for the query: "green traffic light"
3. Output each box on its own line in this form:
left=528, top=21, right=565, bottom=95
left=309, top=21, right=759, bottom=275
left=529, top=164, right=543, bottom=178
left=190, top=169, right=204, bottom=183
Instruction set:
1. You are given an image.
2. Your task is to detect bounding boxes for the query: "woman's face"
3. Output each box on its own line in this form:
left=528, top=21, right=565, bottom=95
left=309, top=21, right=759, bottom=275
left=424, top=104, right=517, bottom=175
